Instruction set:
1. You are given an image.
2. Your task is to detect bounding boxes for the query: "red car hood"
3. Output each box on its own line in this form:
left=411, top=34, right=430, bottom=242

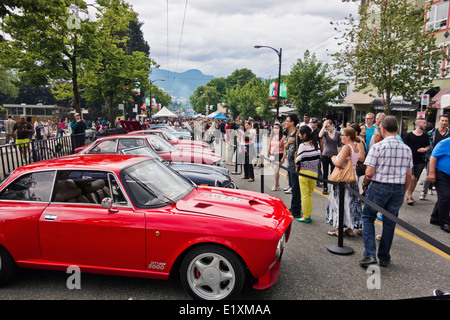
left=176, top=187, right=289, bottom=229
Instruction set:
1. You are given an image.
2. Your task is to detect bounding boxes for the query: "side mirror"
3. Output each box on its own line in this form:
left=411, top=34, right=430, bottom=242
left=101, top=197, right=118, bottom=212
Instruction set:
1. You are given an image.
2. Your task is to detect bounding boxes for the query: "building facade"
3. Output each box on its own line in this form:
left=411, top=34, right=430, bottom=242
left=342, top=0, right=450, bottom=131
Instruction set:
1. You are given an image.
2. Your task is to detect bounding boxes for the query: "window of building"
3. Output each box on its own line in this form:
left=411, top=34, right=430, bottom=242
left=426, top=1, right=450, bottom=31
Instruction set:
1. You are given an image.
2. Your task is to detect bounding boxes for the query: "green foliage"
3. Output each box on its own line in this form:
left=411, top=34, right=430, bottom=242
left=0, top=0, right=155, bottom=123
left=190, top=68, right=276, bottom=119
left=333, top=0, right=448, bottom=113
left=287, top=50, right=341, bottom=117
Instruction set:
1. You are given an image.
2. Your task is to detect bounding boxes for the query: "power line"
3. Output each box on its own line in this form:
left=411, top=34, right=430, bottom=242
left=256, top=30, right=342, bottom=78
left=175, top=0, right=188, bottom=74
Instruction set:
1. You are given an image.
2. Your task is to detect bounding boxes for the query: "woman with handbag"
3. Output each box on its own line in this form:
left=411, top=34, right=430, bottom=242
left=268, top=122, right=287, bottom=191
left=318, top=119, right=342, bottom=195
left=325, top=127, right=363, bottom=236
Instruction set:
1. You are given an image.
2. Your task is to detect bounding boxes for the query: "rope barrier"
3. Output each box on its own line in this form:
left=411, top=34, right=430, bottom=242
left=258, top=155, right=450, bottom=257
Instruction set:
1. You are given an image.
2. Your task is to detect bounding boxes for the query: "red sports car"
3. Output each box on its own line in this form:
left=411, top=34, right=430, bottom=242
left=0, top=154, right=292, bottom=300
left=77, top=134, right=222, bottom=166
left=129, top=129, right=210, bottom=149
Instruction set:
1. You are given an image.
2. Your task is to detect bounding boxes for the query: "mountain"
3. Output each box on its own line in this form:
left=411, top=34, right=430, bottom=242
left=150, top=68, right=214, bottom=102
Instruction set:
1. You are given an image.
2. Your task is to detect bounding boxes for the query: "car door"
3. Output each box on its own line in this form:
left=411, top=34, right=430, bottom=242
left=0, top=170, right=55, bottom=261
left=39, top=170, right=146, bottom=270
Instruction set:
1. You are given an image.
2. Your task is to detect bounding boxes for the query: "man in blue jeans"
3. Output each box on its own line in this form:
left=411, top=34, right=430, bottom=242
left=360, top=116, right=413, bottom=268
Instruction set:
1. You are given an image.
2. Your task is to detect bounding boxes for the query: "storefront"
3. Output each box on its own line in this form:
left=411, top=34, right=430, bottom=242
left=373, top=96, right=419, bottom=140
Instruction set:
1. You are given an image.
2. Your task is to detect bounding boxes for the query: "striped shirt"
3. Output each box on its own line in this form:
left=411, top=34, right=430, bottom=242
left=364, top=135, right=413, bottom=184
left=295, top=143, right=321, bottom=173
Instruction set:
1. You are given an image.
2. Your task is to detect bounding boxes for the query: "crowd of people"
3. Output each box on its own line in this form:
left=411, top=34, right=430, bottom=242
left=200, top=111, right=449, bottom=269
left=2, top=110, right=448, bottom=268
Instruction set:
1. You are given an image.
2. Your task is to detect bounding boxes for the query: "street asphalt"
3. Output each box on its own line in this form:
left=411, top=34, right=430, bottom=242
left=230, top=160, right=450, bottom=300
left=0, top=140, right=448, bottom=307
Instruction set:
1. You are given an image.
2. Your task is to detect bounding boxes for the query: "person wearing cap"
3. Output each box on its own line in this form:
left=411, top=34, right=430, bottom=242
left=70, top=113, right=87, bottom=151
left=12, top=115, right=33, bottom=161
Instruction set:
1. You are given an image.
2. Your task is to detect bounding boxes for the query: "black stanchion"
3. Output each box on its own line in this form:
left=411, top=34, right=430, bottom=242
left=327, top=181, right=354, bottom=255
left=231, top=135, right=242, bottom=175
left=260, top=155, right=354, bottom=255
left=260, top=155, right=264, bottom=194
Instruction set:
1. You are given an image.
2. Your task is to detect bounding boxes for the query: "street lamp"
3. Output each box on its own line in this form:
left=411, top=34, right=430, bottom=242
left=254, top=45, right=282, bottom=120
left=148, top=79, right=165, bottom=121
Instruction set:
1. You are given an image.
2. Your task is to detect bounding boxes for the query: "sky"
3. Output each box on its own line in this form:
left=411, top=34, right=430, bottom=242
left=126, top=0, right=359, bottom=80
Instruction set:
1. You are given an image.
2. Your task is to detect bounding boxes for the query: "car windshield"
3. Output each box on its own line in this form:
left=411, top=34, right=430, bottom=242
left=161, top=130, right=179, bottom=142
left=146, top=135, right=176, bottom=152
left=120, top=146, right=166, bottom=163
left=121, top=159, right=193, bottom=207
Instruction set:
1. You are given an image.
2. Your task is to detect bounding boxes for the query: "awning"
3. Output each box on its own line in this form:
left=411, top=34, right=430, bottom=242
left=432, top=88, right=450, bottom=108
left=373, top=96, right=419, bottom=112
left=343, top=92, right=376, bottom=104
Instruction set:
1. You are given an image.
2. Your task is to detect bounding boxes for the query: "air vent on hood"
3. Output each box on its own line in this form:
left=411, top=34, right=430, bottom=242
left=195, top=203, right=213, bottom=209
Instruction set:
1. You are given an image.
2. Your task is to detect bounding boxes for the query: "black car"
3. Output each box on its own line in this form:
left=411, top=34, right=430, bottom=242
left=120, top=146, right=237, bottom=188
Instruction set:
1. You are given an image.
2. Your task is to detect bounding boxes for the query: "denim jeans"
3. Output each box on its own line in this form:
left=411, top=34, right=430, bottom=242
left=362, top=182, right=405, bottom=262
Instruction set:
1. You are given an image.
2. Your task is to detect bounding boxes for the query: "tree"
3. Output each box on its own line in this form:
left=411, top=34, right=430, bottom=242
left=333, top=0, right=448, bottom=114
left=0, top=65, right=19, bottom=101
left=81, top=0, right=154, bottom=124
left=0, top=0, right=93, bottom=113
left=226, top=68, right=257, bottom=89
left=190, top=85, right=221, bottom=114
left=287, top=50, right=341, bottom=116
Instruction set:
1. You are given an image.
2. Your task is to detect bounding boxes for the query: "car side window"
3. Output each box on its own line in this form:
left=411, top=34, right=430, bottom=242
left=53, top=170, right=111, bottom=205
left=89, top=139, right=117, bottom=154
left=0, top=171, right=55, bottom=202
left=117, top=138, right=146, bottom=151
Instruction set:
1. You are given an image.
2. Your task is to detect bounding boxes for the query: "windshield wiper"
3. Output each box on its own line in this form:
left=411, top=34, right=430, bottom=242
left=126, top=175, right=175, bottom=205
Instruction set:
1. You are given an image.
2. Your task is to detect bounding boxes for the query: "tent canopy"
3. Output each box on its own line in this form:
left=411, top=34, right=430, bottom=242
left=152, top=106, right=178, bottom=118
left=207, top=111, right=227, bottom=120
left=211, top=112, right=227, bottom=120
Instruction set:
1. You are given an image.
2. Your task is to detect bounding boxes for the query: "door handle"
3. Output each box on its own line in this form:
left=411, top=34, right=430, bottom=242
left=44, top=214, right=57, bottom=221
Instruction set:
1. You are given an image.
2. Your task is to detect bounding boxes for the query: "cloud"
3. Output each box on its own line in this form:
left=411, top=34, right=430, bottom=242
left=128, top=0, right=358, bottom=78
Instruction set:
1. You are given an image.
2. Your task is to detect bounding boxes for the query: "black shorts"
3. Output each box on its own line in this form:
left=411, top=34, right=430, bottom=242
left=412, top=163, right=426, bottom=178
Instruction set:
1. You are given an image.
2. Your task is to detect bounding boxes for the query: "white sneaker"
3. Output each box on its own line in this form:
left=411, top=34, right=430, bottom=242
left=284, top=188, right=292, bottom=194
left=283, top=186, right=290, bottom=191
left=419, top=192, right=426, bottom=200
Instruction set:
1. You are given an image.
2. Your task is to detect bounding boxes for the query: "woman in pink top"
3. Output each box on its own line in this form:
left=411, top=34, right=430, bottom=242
left=267, top=122, right=286, bottom=191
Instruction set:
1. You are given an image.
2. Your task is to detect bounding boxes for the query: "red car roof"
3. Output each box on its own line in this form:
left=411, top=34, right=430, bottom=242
left=11, top=154, right=149, bottom=175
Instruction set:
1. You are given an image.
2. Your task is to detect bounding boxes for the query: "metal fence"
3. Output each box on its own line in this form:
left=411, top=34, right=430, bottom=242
left=0, top=133, right=86, bottom=181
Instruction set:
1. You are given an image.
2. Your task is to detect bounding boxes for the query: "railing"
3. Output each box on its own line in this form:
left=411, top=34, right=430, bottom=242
left=0, top=133, right=86, bottom=180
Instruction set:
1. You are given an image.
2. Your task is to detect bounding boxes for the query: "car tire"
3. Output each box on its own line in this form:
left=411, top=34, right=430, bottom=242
left=180, top=245, right=245, bottom=300
left=0, top=246, right=18, bottom=286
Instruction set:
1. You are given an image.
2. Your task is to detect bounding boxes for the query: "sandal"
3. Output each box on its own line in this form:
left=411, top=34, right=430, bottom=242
left=327, top=230, right=338, bottom=236
left=270, top=186, right=280, bottom=191
left=407, top=197, right=415, bottom=205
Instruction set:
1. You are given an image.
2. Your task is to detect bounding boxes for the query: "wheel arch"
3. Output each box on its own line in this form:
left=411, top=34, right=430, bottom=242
left=169, top=241, right=251, bottom=280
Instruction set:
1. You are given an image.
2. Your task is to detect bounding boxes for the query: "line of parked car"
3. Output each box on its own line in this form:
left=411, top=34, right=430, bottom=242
left=0, top=122, right=292, bottom=300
